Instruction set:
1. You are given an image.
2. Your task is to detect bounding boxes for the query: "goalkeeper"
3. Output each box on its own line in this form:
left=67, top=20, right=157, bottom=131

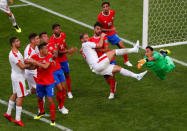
left=137, top=46, right=175, bottom=80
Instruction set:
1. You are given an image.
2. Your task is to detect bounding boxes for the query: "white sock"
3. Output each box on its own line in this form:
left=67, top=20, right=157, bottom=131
left=120, top=68, right=138, bottom=79
left=115, top=48, right=137, bottom=56
left=6, top=100, right=15, bottom=115
left=16, top=106, right=22, bottom=121
left=9, top=14, right=17, bottom=26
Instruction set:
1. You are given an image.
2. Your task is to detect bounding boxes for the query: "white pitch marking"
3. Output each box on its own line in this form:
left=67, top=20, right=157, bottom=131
left=0, top=99, right=72, bottom=131
left=9, top=4, right=30, bottom=8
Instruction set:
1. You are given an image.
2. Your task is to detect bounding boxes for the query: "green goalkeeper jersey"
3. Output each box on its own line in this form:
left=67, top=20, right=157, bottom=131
left=144, top=51, right=175, bottom=79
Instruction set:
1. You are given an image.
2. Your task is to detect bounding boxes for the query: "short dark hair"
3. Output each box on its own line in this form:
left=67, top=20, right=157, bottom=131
left=39, top=32, right=47, bottom=38
left=80, top=33, right=88, bottom=40
left=146, top=46, right=153, bottom=51
left=94, top=21, right=103, bottom=28
left=9, top=37, right=18, bottom=46
left=102, top=1, right=110, bottom=7
left=29, top=33, right=38, bottom=41
left=52, top=24, right=60, bottom=30
left=38, top=43, right=48, bottom=50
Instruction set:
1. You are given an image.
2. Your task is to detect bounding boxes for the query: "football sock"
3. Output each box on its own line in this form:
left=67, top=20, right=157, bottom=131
left=38, top=100, right=44, bottom=114
left=7, top=100, right=15, bottom=115
left=9, top=14, right=17, bottom=27
left=49, top=104, right=55, bottom=121
left=16, top=106, right=22, bottom=121
left=66, top=77, right=71, bottom=92
left=116, top=47, right=138, bottom=56
left=61, top=88, right=66, bottom=108
left=56, top=90, right=60, bottom=108
left=123, top=54, right=129, bottom=63
left=120, top=68, right=138, bottom=79
left=109, top=79, right=116, bottom=93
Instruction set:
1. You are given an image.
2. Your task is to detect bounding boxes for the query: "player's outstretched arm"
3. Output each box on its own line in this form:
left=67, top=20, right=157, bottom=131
left=16, top=62, right=32, bottom=70
left=102, top=27, right=116, bottom=32
left=25, top=58, right=50, bottom=69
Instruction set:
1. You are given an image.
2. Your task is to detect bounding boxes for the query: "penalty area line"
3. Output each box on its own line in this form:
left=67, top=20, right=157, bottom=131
left=18, top=0, right=187, bottom=67
left=0, top=99, right=72, bottom=131
left=9, top=3, right=31, bottom=8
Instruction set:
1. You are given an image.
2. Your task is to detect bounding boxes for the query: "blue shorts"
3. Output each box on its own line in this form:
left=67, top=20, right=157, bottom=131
left=53, top=69, right=66, bottom=85
left=104, top=60, right=116, bottom=78
left=60, top=60, right=70, bottom=73
left=106, top=34, right=121, bottom=45
left=36, top=83, right=55, bottom=98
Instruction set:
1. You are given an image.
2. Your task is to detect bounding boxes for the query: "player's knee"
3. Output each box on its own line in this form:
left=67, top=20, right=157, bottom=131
left=7, top=12, right=12, bottom=17
left=118, top=41, right=125, bottom=48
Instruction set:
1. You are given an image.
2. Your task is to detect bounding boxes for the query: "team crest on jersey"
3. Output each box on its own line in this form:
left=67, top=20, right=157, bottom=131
left=57, top=43, right=59, bottom=45
left=43, top=60, right=46, bottom=63
left=55, top=44, right=57, bottom=48
left=104, top=21, right=107, bottom=23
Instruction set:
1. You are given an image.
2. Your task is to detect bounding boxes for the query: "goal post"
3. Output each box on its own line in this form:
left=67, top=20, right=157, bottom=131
left=142, top=0, right=187, bottom=49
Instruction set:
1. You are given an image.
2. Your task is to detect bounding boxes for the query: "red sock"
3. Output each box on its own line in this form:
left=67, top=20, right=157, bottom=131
left=61, top=88, right=66, bottom=108
left=109, top=80, right=116, bottom=93
left=49, top=104, right=55, bottom=121
left=56, top=90, right=60, bottom=108
left=58, top=89, right=66, bottom=109
left=38, top=100, right=44, bottom=114
left=123, top=54, right=128, bottom=63
left=66, top=77, right=71, bottom=92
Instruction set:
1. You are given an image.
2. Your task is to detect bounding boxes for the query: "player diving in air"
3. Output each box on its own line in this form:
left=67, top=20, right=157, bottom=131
left=137, top=46, right=175, bottom=80
left=80, top=33, right=147, bottom=84
left=0, top=0, right=21, bottom=33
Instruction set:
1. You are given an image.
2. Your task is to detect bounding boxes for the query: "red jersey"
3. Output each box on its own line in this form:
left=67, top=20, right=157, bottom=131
left=47, top=42, right=61, bottom=72
left=97, top=9, right=116, bottom=36
left=89, top=36, right=115, bottom=61
left=49, top=32, right=68, bottom=62
left=31, top=53, right=54, bottom=85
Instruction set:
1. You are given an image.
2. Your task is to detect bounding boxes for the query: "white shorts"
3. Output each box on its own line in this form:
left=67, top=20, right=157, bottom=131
left=25, top=71, right=36, bottom=89
left=92, top=54, right=115, bottom=76
left=0, top=0, right=10, bottom=14
left=12, top=78, right=27, bottom=97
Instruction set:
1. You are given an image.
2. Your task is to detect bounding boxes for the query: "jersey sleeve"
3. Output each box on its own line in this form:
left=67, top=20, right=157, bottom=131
left=10, top=54, right=21, bottom=65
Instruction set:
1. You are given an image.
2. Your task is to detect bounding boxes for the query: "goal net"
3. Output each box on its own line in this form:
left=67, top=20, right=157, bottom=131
left=142, top=0, right=187, bottom=48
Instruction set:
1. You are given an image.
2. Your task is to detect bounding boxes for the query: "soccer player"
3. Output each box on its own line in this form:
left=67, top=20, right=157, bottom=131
left=49, top=24, right=77, bottom=99
left=4, top=37, right=30, bottom=126
left=25, top=43, right=56, bottom=126
left=0, top=0, right=21, bottom=33
left=137, top=46, right=175, bottom=80
left=97, top=1, right=132, bottom=66
left=24, top=33, right=40, bottom=94
left=89, top=22, right=117, bottom=99
left=40, top=32, right=69, bottom=114
left=80, top=33, right=147, bottom=84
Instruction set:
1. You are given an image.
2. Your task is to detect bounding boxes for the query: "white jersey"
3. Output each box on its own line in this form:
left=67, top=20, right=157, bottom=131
left=0, top=0, right=10, bottom=13
left=9, top=50, right=25, bottom=80
left=24, top=44, right=39, bottom=74
left=82, top=42, right=99, bottom=69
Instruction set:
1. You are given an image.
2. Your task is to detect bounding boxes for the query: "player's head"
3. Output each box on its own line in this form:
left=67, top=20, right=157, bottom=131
left=52, top=24, right=61, bottom=36
left=80, top=33, right=89, bottom=43
left=10, top=37, right=21, bottom=48
left=145, top=46, right=154, bottom=57
left=102, top=2, right=110, bottom=14
left=29, top=33, right=40, bottom=46
left=94, top=22, right=103, bottom=36
left=38, top=43, right=48, bottom=56
left=39, top=32, right=49, bottom=43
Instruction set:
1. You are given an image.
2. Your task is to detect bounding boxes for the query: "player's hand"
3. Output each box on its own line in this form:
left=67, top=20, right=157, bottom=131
left=79, top=48, right=83, bottom=54
left=101, top=33, right=106, bottom=38
left=111, top=27, right=116, bottom=31
left=9, top=0, right=13, bottom=4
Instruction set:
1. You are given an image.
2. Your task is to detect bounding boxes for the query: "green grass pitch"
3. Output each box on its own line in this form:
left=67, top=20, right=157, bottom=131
left=0, top=0, right=187, bottom=131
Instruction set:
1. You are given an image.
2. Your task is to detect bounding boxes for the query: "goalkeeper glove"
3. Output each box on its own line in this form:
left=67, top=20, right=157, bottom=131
left=137, top=59, right=147, bottom=69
